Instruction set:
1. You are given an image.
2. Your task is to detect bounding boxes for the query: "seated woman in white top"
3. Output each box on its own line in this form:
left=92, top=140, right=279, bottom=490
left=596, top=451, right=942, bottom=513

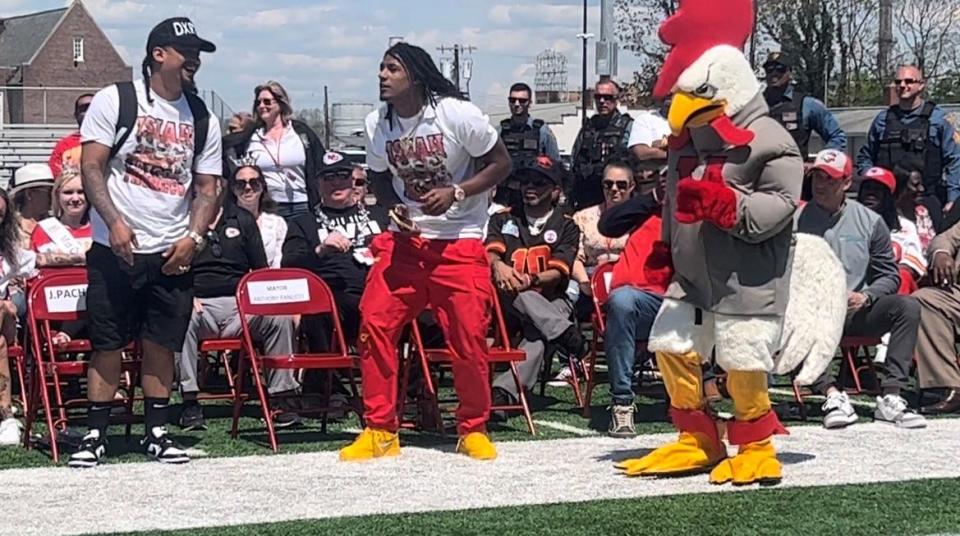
left=222, top=81, right=325, bottom=221
left=30, top=170, right=93, bottom=268
left=0, top=188, right=38, bottom=447
left=229, top=162, right=287, bottom=268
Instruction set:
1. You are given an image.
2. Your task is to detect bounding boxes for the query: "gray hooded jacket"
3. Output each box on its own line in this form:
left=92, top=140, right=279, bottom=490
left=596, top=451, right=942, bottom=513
left=662, top=92, right=804, bottom=316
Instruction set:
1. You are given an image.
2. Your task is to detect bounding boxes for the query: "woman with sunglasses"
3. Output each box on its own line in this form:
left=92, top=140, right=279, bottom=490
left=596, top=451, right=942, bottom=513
left=548, top=159, right=636, bottom=387
left=229, top=163, right=286, bottom=267
left=176, top=167, right=298, bottom=431
left=222, top=81, right=325, bottom=220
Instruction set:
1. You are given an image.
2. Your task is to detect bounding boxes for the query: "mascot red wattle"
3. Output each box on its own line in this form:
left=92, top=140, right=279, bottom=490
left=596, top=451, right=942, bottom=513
left=615, top=0, right=847, bottom=485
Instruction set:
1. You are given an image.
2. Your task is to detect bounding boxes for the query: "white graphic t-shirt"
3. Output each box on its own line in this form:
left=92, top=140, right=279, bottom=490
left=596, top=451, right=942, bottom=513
left=365, top=97, right=499, bottom=240
left=81, top=80, right=223, bottom=254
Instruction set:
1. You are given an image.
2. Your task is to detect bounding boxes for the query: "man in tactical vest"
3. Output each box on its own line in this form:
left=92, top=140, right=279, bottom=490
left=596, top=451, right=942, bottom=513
left=763, top=52, right=846, bottom=161
left=858, top=64, right=960, bottom=218
left=569, top=78, right=633, bottom=210
left=498, top=82, right=559, bottom=166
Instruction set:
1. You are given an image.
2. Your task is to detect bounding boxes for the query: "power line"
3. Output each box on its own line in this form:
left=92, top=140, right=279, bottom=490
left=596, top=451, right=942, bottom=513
left=437, top=44, right=477, bottom=98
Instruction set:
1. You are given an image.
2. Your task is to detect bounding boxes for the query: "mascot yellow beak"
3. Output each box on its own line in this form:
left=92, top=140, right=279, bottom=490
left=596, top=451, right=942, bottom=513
left=668, top=91, right=726, bottom=136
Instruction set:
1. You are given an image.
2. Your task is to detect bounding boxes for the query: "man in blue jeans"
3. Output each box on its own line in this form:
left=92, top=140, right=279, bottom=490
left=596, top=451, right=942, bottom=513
left=597, top=181, right=672, bottom=437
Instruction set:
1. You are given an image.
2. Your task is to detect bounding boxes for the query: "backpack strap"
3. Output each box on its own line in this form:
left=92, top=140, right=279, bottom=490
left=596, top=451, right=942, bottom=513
left=184, top=91, right=210, bottom=169
left=110, top=81, right=137, bottom=160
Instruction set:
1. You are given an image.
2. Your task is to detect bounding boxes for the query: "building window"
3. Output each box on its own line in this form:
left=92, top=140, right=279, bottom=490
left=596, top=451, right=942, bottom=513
left=73, top=37, right=84, bottom=64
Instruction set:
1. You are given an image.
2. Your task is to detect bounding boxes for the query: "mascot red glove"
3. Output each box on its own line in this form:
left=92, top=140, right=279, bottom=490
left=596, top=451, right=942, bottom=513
left=675, top=161, right=739, bottom=230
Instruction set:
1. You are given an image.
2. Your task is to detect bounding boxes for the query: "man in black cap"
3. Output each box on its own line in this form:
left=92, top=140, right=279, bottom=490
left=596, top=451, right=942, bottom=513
left=71, top=17, right=222, bottom=468
left=485, top=156, right=583, bottom=408
left=282, top=151, right=389, bottom=350
left=763, top=51, right=846, bottom=160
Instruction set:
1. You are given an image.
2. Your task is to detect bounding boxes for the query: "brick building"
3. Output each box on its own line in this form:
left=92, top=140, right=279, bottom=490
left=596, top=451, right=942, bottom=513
left=0, top=0, right=130, bottom=125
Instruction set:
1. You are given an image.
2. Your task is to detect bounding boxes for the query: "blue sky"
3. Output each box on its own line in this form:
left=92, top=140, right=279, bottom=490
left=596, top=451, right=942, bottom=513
left=1, top=0, right=644, bottom=114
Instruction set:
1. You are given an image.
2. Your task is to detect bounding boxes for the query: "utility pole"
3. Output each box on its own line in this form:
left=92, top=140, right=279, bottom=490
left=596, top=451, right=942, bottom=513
left=577, top=0, right=594, bottom=126
left=596, top=0, right=618, bottom=79
left=879, top=0, right=895, bottom=104
left=323, top=85, right=331, bottom=148
left=437, top=44, right=477, bottom=97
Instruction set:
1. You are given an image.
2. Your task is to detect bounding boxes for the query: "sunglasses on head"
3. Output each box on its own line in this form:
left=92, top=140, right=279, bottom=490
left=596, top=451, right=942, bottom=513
left=895, top=78, right=921, bottom=86
left=509, top=97, right=530, bottom=104
left=232, top=178, right=263, bottom=192
left=256, top=98, right=276, bottom=106
left=594, top=94, right=617, bottom=102
left=603, top=180, right=631, bottom=191
left=205, top=230, right=222, bottom=258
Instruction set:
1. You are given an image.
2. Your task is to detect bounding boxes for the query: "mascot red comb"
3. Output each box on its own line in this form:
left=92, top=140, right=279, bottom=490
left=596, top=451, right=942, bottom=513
left=615, top=0, right=846, bottom=485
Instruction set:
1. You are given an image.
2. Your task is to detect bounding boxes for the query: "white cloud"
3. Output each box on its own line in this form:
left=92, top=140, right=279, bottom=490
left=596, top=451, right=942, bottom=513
left=487, top=4, right=599, bottom=26
left=232, top=5, right=336, bottom=28
left=488, top=4, right=511, bottom=24
left=79, top=0, right=148, bottom=24
left=276, top=53, right=367, bottom=72
left=512, top=63, right=534, bottom=80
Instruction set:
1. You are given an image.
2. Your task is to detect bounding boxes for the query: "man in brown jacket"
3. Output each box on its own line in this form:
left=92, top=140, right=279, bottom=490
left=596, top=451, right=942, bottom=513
left=913, top=224, right=960, bottom=414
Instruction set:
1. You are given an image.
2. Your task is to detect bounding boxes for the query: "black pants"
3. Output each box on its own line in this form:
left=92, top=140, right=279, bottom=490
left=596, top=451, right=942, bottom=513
left=812, top=294, right=920, bottom=396
left=303, top=289, right=361, bottom=352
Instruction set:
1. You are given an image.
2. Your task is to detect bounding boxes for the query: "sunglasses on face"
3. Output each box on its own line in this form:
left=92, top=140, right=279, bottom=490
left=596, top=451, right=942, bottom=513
left=320, top=172, right=353, bottom=182
left=523, top=178, right=553, bottom=189
left=603, top=180, right=631, bottom=191
left=256, top=98, right=276, bottom=106
left=232, top=179, right=263, bottom=193
left=594, top=94, right=617, bottom=102
left=509, top=97, right=530, bottom=104
left=895, top=78, right=921, bottom=86
left=764, top=65, right=788, bottom=75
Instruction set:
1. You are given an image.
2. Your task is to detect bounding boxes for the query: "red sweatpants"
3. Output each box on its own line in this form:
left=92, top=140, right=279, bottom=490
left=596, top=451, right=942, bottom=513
left=358, top=232, right=493, bottom=435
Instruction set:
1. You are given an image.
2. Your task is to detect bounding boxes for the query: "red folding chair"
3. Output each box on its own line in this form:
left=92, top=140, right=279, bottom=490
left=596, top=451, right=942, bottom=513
left=231, top=268, right=361, bottom=452
left=22, top=268, right=139, bottom=462
left=579, top=262, right=616, bottom=416
left=400, top=286, right=536, bottom=435
left=195, top=338, right=243, bottom=401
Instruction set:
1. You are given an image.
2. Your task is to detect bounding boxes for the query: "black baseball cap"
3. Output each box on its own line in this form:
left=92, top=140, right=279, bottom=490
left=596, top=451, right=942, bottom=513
left=146, top=17, right=216, bottom=54
left=762, top=51, right=790, bottom=71
left=517, top=155, right=563, bottom=186
left=317, top=151, right=355, bottom=177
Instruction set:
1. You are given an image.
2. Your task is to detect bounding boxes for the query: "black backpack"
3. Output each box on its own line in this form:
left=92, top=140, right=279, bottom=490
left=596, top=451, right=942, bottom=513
left=109, top=81, right=210, bottom=164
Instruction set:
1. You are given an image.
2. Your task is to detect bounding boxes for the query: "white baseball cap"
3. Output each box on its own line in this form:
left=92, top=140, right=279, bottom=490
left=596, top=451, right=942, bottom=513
left=806, top=149, right=853, bottom=180
left=9, top=163, right=55, bottom=196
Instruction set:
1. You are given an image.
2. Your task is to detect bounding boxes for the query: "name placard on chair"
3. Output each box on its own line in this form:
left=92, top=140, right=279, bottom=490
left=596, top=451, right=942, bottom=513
left=248, top=279, right=310, bottom=305
left=603, top=272, right=613, bottom=293
left=45, top=285, right=87, bottom=313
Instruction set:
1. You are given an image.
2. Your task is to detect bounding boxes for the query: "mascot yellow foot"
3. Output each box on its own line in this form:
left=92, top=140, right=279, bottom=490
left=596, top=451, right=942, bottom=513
left=710, top=371, right=788, bottom=486
left=616, top=408, right=726, bottom=477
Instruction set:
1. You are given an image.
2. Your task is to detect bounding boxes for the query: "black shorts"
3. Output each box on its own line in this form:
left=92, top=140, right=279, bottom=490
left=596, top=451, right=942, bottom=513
left=86, top=243, right=194, bottom=352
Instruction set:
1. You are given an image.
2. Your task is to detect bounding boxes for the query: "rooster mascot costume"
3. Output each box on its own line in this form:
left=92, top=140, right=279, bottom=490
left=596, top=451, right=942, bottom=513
left=615, top=0, right=847, bottom=485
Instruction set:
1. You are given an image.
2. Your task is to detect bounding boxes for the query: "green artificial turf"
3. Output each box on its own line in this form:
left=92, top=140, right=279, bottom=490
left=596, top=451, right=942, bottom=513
left=98, top=477, right=960, bottom=536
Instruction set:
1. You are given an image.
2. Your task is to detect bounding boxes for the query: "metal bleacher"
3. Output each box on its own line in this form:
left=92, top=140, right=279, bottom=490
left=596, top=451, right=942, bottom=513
left=0, top=124, right=74, bottom=188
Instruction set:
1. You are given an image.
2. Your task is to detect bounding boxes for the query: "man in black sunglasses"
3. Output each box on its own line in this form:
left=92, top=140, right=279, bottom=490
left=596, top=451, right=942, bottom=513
left=498, top=82, right=560, bottom=167
left=858, top=64, right=960, bottom=221
left=762, top=51, right=846, bottom=161
left=570, top=78, right=634, bottom=210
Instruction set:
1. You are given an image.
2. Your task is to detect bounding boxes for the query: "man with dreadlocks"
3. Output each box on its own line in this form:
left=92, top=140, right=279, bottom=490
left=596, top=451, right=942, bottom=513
left=70, top=17, right=222, bottom=468
left=340, top=42, right=512, bottom=462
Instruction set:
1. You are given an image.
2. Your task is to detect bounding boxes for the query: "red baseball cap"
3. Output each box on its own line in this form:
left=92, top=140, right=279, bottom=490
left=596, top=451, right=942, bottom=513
left=807, top=149, right=853, bottom=180
left=861, top=166, right=897, bottom=194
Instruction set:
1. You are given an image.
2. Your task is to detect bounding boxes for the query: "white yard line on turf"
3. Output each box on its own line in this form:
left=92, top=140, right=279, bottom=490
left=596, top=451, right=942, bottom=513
left=533, top=420, right=600, bottom=436
left=2, top=419, right=959, bottom=536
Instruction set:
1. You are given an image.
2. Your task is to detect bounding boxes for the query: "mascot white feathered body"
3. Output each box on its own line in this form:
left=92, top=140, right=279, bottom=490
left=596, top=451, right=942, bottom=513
left=616, top=0, right=845, bottom=485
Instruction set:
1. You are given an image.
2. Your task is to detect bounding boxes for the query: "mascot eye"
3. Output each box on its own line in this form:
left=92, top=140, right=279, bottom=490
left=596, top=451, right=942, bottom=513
left=693, top=83, right=717, bottom=99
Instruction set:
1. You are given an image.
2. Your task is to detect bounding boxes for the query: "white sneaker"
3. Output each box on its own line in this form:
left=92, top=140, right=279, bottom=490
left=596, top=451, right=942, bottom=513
left=874, top=394, right=927, bottom=429
left=547, top=366, right=576, bottom=387
left=0, top=417, right=21, bottom=446
left=822, top=391, right=858, bottom=429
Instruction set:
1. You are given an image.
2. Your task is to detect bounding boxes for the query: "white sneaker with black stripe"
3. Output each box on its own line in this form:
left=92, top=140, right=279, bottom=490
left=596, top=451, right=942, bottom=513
left=68, top=430, right=107, bottom=468
left=141, top=427, right=190, bottom=464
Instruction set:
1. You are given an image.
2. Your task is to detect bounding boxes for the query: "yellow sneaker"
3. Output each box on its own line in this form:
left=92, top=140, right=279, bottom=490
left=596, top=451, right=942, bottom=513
left=456, top=432, right=497, bottom=460
left=338, top=428, right=400, bottom=462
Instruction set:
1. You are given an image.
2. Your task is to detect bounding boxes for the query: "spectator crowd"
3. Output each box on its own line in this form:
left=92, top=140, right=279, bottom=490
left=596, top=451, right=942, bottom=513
left=0, top=19, right=958, bottom=467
